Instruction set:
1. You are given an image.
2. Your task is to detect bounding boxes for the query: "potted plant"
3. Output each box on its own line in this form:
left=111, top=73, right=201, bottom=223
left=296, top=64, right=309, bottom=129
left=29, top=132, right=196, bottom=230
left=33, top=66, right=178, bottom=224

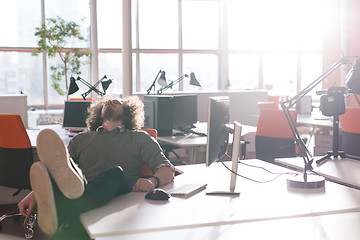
left=33, top=16, right=91, bottom=96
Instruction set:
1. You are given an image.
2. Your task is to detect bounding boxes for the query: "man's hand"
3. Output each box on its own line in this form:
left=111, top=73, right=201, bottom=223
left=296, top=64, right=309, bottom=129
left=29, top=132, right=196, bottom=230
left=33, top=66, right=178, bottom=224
left=132, top=178, right=157, bottom=192
left=18, top=191, right=36, bottom=217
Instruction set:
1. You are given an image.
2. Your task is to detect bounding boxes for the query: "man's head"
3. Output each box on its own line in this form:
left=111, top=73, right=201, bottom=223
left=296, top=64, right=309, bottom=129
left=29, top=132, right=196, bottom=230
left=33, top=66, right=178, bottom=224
left=86, top=95, right=144, bottom=131
left=101, top=99, right=124, bottom=122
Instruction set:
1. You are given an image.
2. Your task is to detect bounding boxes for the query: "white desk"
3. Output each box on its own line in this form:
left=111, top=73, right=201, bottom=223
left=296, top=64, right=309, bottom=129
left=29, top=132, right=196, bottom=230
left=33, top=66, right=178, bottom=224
left=26, top=124, right=72, bottom=147
left=276, top=157, right=360, bottom=190
left=297, top=113, right=334, bottom=129
left=158, top=134, right=206, bottom=164
left=158, top=123, right=257, bottom=164
left=80, top=160, right=360, bottom=239
left=96, top=211, right=360, bottom=240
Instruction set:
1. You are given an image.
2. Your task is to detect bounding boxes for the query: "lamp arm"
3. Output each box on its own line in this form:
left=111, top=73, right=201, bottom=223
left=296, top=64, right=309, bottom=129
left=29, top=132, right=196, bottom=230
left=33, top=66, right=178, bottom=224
left=157, top=74, right=188, bottom=95
left=284, top=57, right=348, bottom=109
left=147, top=70, right=162, bottom=95
left=76, top=76, right=93, bottom=89
left=77, top=76, right=105, bottom=97
left=280, top=57, right=351, bottom=181
left=82, top=78, right=106, bottom=96
left=282, top=104, right=313, bottom=167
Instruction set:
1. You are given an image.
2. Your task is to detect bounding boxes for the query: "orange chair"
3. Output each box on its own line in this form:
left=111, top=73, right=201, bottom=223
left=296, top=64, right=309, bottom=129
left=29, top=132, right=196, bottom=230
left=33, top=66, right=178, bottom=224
left=268, top=95, right=280, bottom=108
left=69, top=98, right=93, bottom=101
left=348, top=94, right=360, bottom=108
left=339, top=108, right=360, bottom=157
left=0, top=114, right=37, bottom=237
left=257, top=101, right=277, bottom=111
left=0, top=114, right=33, bottom=191
left=255, top=109, right=297, bottom=162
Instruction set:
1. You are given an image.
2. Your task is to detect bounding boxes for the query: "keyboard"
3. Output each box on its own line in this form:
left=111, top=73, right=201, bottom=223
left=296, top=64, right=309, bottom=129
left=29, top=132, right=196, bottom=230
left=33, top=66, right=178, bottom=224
left=168, top=183, right=207, bottom=198
left=189, top=129, right=207, bottom=136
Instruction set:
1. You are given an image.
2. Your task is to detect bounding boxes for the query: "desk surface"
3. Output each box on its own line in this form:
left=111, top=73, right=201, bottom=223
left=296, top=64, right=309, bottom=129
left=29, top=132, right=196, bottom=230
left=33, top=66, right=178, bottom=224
left=80, top=160, right=360, bottom=239
left=276, top=157, right=360, bottom=190
left=27, top=124, right=71, bottom=147
left=157, top=123, right=257, bottom=148
left=96, top=211, right=360, bottom=240
left=297, top=113, right=333, bottom=129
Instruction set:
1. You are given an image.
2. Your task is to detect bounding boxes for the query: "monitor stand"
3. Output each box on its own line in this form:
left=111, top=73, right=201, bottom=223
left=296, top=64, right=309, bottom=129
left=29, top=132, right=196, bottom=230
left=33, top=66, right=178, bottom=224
left=206, top=121, right=242, bottom=196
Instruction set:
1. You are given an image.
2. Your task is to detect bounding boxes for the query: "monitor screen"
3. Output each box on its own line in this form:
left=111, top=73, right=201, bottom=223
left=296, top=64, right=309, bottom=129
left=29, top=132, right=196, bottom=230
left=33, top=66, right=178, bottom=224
left=206, top=96, right=242, bottom=194
left=206, top=96, right=230, bottom=167
left=62, top=100, right=92, bottom=131
left=172, top=95, right=197, bottom=130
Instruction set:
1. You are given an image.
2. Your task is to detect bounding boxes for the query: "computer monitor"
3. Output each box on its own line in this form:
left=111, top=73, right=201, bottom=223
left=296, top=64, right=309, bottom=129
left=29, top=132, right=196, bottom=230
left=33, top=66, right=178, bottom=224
left=143, top=95, right=198, bottom=136
left=172, top=95, right=197, bottom=130
left=62, top=100, right=92, bottom=132
left=206, top=96, right=242, bottom=195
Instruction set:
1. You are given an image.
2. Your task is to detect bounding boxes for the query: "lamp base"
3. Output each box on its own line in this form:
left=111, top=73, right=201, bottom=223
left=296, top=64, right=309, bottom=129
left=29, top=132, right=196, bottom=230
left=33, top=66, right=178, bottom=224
left=287, top=174, right=325, bottom=189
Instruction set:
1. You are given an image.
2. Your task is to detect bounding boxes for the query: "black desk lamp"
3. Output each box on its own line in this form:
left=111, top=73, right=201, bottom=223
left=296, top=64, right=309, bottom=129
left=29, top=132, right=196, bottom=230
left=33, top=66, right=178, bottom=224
left=146, top=70, right=167, bottom=95
left=157, top=72, right=201, bottom=95
left=280, top=57, right=353, bottom=188
left=68, top=75, right=112, bottom=100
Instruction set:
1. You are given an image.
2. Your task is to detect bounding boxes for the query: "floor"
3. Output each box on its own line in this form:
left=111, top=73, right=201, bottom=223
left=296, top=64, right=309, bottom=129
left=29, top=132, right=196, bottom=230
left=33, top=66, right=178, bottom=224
left=0, top=204, right=50, bottom=240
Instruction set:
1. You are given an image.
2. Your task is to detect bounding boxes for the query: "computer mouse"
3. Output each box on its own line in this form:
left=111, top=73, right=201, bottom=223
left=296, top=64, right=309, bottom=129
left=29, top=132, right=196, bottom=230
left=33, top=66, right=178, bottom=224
left=145, top=188, right=171, bottom=201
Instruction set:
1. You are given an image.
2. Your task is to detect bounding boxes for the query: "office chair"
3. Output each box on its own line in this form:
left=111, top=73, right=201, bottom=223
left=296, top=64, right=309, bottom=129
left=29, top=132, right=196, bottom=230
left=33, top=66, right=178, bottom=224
left=0, top=114, right=36, bottom=238
left=348, top=94, right=360, bottom=108
left=268, top=95, right=280, bottom=108
left=257, top=101, right=277, bottom=111
left=0, top=114, right=33, bottom=192
left=69, top=98, right=93, bottom=101
left=339, top=107, right=360, bottom=157
left=255, top=109, right=297, bottom=162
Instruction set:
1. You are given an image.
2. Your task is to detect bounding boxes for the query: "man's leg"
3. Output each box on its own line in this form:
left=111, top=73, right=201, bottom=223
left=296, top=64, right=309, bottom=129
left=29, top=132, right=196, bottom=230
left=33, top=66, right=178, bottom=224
left=36, top=129, right=85, bottom=199
left=52, top=166, right=131, bottom=239
left=55, top=166, right=131, bottom=221
left=31, top=129, right=85, bottom=236
left=32, top=129, right=131, bottom=237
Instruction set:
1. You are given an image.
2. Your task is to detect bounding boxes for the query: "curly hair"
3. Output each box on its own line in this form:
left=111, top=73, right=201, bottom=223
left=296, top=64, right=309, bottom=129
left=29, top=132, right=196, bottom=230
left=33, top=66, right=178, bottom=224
left=86, top=95, right=144, bottom=131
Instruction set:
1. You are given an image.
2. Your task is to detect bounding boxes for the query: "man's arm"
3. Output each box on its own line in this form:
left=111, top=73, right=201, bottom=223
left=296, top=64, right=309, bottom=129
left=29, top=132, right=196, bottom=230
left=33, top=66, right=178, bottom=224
left=151, top=165, right=174, bottom=187
left=132, top=166, right=174, bottom=192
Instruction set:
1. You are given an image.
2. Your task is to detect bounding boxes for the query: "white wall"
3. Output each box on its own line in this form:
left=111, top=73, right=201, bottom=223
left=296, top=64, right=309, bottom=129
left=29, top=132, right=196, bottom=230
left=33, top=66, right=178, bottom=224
left=0, top=94, right=28, bottom=128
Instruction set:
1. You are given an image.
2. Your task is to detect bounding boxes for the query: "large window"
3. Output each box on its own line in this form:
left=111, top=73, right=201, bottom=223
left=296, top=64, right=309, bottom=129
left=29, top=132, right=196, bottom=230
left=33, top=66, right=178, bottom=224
left=227, top=0, right=326, bottom=96
left=0, top=0, right=333, bottom=108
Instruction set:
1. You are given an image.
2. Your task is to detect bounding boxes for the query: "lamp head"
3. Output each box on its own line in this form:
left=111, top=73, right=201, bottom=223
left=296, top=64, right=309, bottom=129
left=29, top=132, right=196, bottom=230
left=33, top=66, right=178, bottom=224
left=101, top=79, right=112, bottom=92
left=346, top=59, right=360, bottom=94
left=68, top=76, right=79, bottom=95
left=189, top=72, right=201, bottom=87
left=157, top=71, right=167, bottom=87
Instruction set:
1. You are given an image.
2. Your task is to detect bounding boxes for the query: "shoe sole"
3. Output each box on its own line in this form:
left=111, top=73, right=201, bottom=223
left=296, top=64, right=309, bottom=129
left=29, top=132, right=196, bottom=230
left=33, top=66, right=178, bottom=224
left=36, top=129, right=84, bottom=199
left=30, top=162, right=58, bottom=235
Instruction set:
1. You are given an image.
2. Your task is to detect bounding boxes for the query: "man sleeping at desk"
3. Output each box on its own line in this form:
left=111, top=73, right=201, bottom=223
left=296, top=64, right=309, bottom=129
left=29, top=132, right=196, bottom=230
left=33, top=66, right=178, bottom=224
left=18, top=95, right=175, bottom=239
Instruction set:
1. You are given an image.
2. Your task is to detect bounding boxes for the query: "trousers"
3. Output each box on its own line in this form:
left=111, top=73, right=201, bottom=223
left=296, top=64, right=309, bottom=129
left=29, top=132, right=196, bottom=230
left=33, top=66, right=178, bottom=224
left=52, top=166, right=131, bottom=239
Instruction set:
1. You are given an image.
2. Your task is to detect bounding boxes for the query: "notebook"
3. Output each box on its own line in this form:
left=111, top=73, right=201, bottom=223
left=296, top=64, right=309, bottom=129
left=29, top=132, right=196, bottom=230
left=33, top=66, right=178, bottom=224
left=168, top=183, right=207, bottom=198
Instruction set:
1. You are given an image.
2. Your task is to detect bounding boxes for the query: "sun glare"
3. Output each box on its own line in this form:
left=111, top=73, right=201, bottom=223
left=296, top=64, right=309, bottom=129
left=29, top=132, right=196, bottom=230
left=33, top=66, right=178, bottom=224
left=228, top=0, right=327, bottom=51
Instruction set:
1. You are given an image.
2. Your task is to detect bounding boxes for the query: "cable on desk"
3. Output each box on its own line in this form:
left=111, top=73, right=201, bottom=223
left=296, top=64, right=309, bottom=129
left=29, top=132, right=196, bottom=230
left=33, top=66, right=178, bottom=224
left=239, top=160, right=296, bottom=176
left=219, top=154, right=297, bottom=184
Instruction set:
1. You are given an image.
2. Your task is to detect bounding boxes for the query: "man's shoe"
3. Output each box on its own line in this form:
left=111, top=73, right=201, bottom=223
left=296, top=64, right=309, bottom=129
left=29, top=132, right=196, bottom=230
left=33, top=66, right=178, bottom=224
left=36, top=129, right=84, bottom=199
left=30, top=162, right=58, bottom=235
